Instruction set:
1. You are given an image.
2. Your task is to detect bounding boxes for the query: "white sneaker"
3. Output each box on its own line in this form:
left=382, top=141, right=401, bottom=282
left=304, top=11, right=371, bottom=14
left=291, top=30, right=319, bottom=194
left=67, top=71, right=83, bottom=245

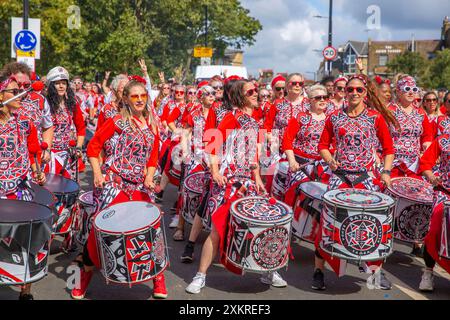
left=169, top=215, right=179, bottom=228
left=419, top=269, right=434, bottom=292
left=260, top=271, right=287, bottom=288
left=186, top=273, right=206, bottom=294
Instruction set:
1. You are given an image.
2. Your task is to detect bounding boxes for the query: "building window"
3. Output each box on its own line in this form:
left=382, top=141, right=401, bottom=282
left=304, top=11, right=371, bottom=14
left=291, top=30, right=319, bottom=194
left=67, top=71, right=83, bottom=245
left=379, top=55, right=388, bottom=66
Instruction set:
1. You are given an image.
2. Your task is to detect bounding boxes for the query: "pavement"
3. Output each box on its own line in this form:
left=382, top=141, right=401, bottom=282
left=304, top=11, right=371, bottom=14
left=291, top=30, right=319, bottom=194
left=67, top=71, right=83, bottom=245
left=1, top=168, right=449, bottom=300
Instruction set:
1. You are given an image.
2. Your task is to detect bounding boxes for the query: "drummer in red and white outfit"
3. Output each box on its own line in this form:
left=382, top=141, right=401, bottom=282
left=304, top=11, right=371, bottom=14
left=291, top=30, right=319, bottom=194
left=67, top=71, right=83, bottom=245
left=421, top=91, right=441, bottom=139
left=0, top=75, right=45, bottom=300
left=437, top=92, right=450, bottom=136
left=316, top=74, right=397, bottom=290
left=185, top=80, right=287, bottom=294
left=327, top=77, right=347, bottom=115
left=418, top=134, right=450, bottom=292
left=282, top=84, right=331, bottom=207
left=43, top=67, right=86, bottom=180
left=388, top=75, right=433, bottom=178
left=271, top=74, right=286, bottom=101
left=263, top=73, right=310, bottom=196
left=72, top=79, right=167, bottom=300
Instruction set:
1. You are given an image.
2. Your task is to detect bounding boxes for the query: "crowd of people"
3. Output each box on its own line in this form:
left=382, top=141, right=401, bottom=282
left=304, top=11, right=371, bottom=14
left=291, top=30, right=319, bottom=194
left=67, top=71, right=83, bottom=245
left=0, top=58, right=449, bottom=300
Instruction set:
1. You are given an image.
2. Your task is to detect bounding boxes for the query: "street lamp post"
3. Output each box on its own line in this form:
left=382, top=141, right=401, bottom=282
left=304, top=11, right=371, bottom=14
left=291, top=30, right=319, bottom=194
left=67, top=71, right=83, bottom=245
left=23, top=0, right=29, bottom=29
left=313, top=0, right=333, bottom=76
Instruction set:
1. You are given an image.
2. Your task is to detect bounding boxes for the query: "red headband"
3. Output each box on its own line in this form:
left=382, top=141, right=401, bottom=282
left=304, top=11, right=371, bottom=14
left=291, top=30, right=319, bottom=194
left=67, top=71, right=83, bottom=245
left=129, top=75, right=147, bottom=85
left=347, top=75, right=367, bottom=86
left=334, top=77, right=348, bottom=85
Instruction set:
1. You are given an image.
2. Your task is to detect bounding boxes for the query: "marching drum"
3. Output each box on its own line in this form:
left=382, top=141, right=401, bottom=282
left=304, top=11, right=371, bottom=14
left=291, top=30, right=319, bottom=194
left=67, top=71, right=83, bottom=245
left=30, top=182, right=56, bottom=209
left=440, top=202, right=450, bottom=259
left=75, top=191, right=98, bottom=246
left=271, top=161, right=289, bottom=201
left=0, top=200, right=52, bottom=285
left=44, top=174, right=80, bottom=235
left=182, top=172, right=205, bottom=225
left=292, top=182, right=327, bottom=243
left=94, top=201, right=168, bottom=285
left=386, top=177, right=433, bottom=243
left=226, top=196, right=293, bottom=273
left=320, top=188, right=395, bottom=262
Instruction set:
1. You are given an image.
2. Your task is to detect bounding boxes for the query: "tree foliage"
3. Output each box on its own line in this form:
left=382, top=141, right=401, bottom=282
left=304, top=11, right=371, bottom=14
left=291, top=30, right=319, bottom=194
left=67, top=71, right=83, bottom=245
left=386, top=51, right=429, bottom=79
left=0, top=0, right=262, bottom=81
left=423, top=49, right=450, bottom=89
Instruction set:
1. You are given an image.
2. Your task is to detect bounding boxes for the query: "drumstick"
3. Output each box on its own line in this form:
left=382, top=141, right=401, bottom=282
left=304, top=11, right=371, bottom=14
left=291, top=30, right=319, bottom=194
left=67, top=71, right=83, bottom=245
left=60, top=140, right=77, bottom=175
left=40, top=142, right=48, bottom=172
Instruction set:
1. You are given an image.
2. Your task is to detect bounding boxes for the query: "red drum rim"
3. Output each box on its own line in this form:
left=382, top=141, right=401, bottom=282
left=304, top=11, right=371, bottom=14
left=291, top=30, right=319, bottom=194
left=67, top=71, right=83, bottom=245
left=387, top=177, right=434, bottom=204
left=183, top=171, right=206, bottom=194
left=299, top=181, right=328, bottom=201
left=323, top=188, right=395, bottom=211
left=230, top=196, right=293, bottom=225
left=93, top=201, right=162, bottom=235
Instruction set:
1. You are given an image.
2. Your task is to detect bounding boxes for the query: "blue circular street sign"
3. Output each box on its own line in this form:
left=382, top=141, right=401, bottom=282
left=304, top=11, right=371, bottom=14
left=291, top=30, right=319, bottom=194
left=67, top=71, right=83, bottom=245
left=14, top=30, right=37, bottom=52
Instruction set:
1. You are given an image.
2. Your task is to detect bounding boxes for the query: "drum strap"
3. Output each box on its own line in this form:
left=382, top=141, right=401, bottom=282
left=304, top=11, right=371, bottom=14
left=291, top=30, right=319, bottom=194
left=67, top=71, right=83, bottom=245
left=295, top=155, right=315, bottom=180
left=434, top=185, right=450, bottom=196
left=333, top=169, right=369, bottom=187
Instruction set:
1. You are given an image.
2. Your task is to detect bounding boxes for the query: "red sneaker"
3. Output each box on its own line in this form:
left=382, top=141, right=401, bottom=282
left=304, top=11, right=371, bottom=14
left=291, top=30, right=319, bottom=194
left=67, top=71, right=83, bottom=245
left=153, top=274, right=168, bottom=299
left=71, top=268, right=93, bottom=300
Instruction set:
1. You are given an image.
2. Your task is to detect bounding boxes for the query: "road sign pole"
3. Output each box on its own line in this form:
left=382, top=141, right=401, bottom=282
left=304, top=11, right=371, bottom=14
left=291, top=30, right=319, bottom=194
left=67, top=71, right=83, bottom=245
left=328, top=0, right=333, bottom=76
left=23, top=0, right=29, bottom=30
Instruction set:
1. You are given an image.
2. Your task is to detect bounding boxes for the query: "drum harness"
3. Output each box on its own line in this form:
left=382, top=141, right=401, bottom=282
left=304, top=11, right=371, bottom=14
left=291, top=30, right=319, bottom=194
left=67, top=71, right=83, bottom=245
left=332, top=168, right=370, bottom=187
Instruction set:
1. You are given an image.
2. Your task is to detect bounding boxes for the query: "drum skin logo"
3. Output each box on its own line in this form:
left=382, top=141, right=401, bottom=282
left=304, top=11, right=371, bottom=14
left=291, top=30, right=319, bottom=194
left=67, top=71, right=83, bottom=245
left=397, top=204, right=431, bottom=241
left=102, top=209, right=115, bottom=219
left=251, top=226, right=289, bottom=269
left=0, top=160, right=9, bottom=170
left=340, top=214, right=382, bottom=256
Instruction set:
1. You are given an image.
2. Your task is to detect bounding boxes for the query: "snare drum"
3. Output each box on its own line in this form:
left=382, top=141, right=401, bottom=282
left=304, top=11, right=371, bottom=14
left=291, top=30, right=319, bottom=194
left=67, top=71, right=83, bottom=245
left=440, top=202, right=450, bottom=259
left=226, top=196, right=293, bottom=273
left=75, top=191, right=98, bottom=246
left=30, top=182, right=56, bottom=209
left=320, top=188, right=395, bottom=262
left=292, top=182, right=327, bottom=243
left=386, top=177, right=433, bottom=243
left=271, top=161, right=289, bottom=201
left=94, top=201, right=168, bottom=284
left=44, top=174, right=80, bottom=235
left=0, top=200, right=52, bottom=285
left=182, top=172, right=205, bottom=225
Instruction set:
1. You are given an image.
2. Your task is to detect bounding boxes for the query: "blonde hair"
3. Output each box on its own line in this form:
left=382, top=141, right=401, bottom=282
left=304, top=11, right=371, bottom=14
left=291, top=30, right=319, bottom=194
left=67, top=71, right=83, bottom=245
left=307, top=84, right=327, bottom=99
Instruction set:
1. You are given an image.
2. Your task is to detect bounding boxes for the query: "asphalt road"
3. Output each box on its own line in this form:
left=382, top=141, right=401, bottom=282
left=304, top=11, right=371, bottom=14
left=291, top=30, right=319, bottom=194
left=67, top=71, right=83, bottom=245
left=1, top=168, right=449, bottom=300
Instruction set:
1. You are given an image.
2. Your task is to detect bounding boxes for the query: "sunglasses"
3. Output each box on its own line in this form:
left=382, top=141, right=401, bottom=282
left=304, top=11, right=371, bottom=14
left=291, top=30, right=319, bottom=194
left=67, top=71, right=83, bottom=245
left=335, top=86, right=345, bottom=92
left=290, top=81, right=304, bottom=87
left=2, top=88, right=24, bottom=96
left=402, top=86, right=419, bottom=93
left=245, top=88, right=258, bottom=97
left=275, top=87, right=285, bottom=92
left=187, top=91, right=196, bottom=95
left=129, top=93, right=148, bottom=101
left=424, top=98, right=437, bottom=103
left=313, top=95, right=329, bottom=101
left=212, top=86, right=223, bottom=90
left=260, top=94, right=270, bottom=99
left=73, top=81, right=83, bottom=85
left=175, top=90, right=185, bottom=95
left=346, top=87, right=366, bottom=94
left=203, top=91, right=216, bottom=97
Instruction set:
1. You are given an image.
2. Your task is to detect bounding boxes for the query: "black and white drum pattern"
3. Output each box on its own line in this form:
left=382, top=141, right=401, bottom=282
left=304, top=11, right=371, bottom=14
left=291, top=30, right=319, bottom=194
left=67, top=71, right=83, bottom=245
left=75, top=191, right=98, bottom=246
left=320, top=189, right=395, bottom=261
left=94, top=201, right=168, bottom=284
left=182, top=172, right=205, bottom=225
left=226, top=196, right=293, bottom=273
left=271, top=161, right=289, bottom=201
left=387, top=177, right=433, bottom=243
left=440, top=202, right=450, bottom=259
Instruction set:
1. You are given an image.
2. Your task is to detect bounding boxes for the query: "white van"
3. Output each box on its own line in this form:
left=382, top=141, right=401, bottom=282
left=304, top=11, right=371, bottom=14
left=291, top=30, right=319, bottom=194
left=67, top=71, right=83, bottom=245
left=195, top=65, right=248, bottom=82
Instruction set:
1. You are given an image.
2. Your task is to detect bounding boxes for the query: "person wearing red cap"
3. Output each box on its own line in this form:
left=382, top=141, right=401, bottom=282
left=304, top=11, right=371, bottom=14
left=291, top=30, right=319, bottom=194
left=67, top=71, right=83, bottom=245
left=0, top=62, right=54, bottom=165
left=0, top=74, right=46, bottom=300
left=271, top=75, right=286, bottom=100
left=73, top=79, right=167, bottom=300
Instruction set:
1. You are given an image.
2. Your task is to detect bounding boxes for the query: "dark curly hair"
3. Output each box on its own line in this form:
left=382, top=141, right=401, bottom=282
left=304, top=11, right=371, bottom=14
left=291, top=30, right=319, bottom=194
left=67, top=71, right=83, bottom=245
left=46, top=80, right=77, bottom=115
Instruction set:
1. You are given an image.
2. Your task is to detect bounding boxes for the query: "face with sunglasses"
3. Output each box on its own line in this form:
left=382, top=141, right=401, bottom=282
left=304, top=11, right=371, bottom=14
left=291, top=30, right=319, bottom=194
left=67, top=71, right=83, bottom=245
left=345, top=79, right=367, bottom=107
left=210, top=81, right=224, bottom=100
left=422, top=94, right=438, bottom=114
left=187, top=89, right=197, bottom=102
left=125, top=85, right=148, bottom=115
left=259, top=89, right=270, bottom=102
left=334, top=80, right=347, bottom=99
left=174, top=87, right=186, bottom=102
left=310, top=91, right=329, bottom=113
left=397, top=84, right=420, bottom=105
left=201, top=89, right=216, bottom=107
left=244, top=83, right=258, bottom=108
left=273, top=80, right=286, bottom=99
left=12, top=72, right=31, bottom=90
left=287, top=76, right=305, bottom=95
left=0, top=81, right=23, bottom=110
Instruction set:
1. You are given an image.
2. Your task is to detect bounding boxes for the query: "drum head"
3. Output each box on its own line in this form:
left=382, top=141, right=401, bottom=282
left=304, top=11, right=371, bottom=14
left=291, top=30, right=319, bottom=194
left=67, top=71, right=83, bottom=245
left=231, top=196, right=292, bottom=225
left=30, top=182, right=55, bottom=207
left=323, top=188, right=394, bottom=210
left=44, top=174, right=79, bottom=194
left=299, top=182, right=328, bottom=201
left=0, top=199, right=53, bottom=222
left=79, top=191, right=94, bottom=206
left=388, top=177, right=433, bottom=203
left=94, top=201, right=161, bottom=234
left=184, top=171, right=205, bottom=194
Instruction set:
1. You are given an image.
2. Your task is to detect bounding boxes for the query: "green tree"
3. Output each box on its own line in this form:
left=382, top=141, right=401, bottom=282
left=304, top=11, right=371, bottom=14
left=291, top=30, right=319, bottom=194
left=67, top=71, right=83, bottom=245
left=386, top=51, right=429, bottom=80
left=423, top=49, right=450, bottom=89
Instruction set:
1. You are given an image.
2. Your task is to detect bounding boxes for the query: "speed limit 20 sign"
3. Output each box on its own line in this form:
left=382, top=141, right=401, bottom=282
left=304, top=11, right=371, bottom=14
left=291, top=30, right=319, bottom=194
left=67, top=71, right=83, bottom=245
left=323, top=46, right=337, bottom=61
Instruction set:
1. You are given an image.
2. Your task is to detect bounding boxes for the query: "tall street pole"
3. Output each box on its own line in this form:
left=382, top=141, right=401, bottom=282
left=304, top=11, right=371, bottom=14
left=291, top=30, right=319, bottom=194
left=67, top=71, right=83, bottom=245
left=23, top=0, right=29, bottom=29
left=204, top=5, right=208, bottom=47
left=328, top=0, right=333, bottom=76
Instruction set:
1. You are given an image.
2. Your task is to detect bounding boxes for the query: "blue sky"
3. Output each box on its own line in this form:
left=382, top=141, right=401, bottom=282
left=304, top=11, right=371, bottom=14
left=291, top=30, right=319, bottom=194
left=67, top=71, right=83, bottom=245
left=240, top=0, right=448, bottom=78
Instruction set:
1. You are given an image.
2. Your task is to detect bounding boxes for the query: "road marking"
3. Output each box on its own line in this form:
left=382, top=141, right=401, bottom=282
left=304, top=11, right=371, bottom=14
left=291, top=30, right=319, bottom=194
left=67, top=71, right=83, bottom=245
left=394, top=283, right=429, bottom=300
